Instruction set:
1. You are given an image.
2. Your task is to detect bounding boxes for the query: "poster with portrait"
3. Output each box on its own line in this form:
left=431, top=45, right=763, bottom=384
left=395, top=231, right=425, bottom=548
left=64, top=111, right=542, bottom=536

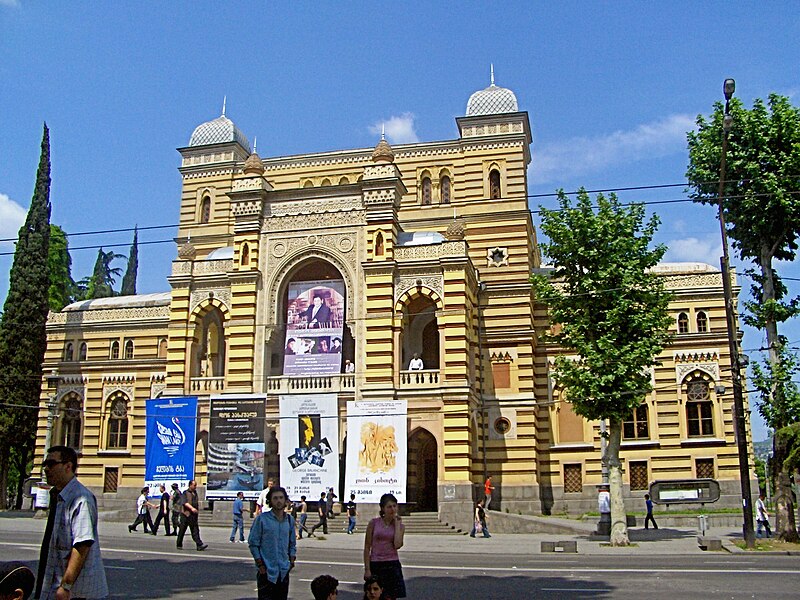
left=144, top=396, right=197, bottom=495
left=279, top=394, right=339, bottom=499
left=345, top=400, right=407, bottom=503
left=283, top=280, right=345, bottom=376
left=206, top=395, right=266, bottom=500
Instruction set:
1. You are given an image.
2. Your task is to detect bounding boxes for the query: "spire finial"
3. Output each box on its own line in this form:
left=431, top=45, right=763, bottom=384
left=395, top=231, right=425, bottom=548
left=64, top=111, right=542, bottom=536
left=490, top=64, right=495, bottom=86
left=381, top=123, right=386, bottom=141
left=253, top=136, right=257, bottom=154
left=222, top=95, right=227, bottom=116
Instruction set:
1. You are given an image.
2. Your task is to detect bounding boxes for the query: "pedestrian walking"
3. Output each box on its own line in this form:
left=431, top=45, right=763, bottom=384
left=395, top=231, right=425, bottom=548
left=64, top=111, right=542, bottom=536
left=756, top=492, right=772, bottom=538
left=128, top=486, right=157, bottom=534
left=310, top=492, right=328, bottom=536
left=346, top=493, right=358, bottom=534
left=151, top=483, right=173, bottom=536
left=363, top=493, right=406, bottom=600
left=326, top=487, right=337, bottom=518
left=644, top=493, right=658, bottom=530
left=248, top=486, right=296, bottom=600
left=170, top=482, right=183, bottom=534
left=469, top=501, right=491, bottom=538
left=1, top=561, right=35, bottom=600
left=484, top=475, right=495, bottom=509
left=296, top=496, right=308, bottom=539
left=231, top=491, right=246, bottom=543
left=311, top=574, right=338, bottom=600
left=34, top=445, right=109, bottom=600
left=256, top=479, right=275, bottom=514
left=176, top=479, right=208, bottom=551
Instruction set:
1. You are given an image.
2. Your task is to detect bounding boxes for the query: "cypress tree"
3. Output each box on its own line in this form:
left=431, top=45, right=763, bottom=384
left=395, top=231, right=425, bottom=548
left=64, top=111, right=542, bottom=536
left=0, top=124, right=52, bottom=508
left=121, top=227, right=138, bottom=296
left=47, top=224, right=75, bottom=311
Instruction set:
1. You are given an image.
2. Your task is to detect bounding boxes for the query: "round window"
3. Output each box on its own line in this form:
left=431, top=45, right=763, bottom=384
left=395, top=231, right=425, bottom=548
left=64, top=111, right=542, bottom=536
left=494, top=417, right=511, bottom=435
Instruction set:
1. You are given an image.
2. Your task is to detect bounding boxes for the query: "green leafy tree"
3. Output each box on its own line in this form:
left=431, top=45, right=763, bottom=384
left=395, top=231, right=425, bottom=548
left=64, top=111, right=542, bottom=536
left=686, top=93, right=800, bottom=540
left=82, top=248, right=123, bottom=299
left=0, top=124, right=52, bottom=509
left=47, top=224, right=76, bottom=311
left=120, top=227, right=138, bottom=296
left=532, top=189, right=673, bottom=546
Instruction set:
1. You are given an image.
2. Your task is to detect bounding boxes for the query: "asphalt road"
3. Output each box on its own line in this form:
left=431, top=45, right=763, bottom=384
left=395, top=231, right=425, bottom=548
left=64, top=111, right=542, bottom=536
left=2, top=517, right=798, bottom=599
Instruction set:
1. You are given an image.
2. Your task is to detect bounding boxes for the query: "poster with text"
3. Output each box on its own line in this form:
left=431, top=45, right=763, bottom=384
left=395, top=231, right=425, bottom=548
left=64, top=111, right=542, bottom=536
left=145, top=396, right=198, bottom=495
left=206, top=395, right=266, bottom=500
left=279, top=394, right=339, bottom=499
left=283, top=280, right=345, bottom=376
left=345, top=400, right=407, bottom=503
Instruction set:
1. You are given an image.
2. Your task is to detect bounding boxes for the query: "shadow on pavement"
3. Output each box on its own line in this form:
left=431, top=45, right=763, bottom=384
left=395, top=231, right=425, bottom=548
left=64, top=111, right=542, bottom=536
left=399, top=574, right=615, bottom=600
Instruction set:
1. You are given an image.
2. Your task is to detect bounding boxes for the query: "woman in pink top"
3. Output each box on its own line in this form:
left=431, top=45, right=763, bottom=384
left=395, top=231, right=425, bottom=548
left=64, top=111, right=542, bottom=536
left=363, top=493, right=406, bottom=599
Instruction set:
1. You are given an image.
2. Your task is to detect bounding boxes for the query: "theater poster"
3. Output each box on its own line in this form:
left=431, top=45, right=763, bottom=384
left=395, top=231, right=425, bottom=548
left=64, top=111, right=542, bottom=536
left=345, top=400, right=407, bottom=503
left=206, top=395, right=266, bottom=501
left=283, top=279, right=345, bottom=376
left=144, top=396, right=198, bottom=494
left=279, top=394, right=339, bottom=499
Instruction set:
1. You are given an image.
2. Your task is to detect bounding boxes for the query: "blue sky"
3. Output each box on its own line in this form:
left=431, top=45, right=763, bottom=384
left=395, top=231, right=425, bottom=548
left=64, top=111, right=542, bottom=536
left=1, top=2, right=798, bottom=440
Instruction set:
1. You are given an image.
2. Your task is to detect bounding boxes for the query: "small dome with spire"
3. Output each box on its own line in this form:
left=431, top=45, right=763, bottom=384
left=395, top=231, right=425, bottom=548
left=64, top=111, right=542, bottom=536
left=466, top=66, right=519, bottom=116
left=372, top=127, right=395, bottom=163
left=243, top=152, right=265, bottom=175
left=188, top=98, right=252, bottom=151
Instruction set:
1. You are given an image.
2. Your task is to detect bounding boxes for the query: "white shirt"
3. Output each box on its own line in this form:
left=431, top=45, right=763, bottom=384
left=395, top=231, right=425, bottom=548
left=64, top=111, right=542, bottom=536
left=136, top=493, right=148, bottom=514
left=257, top=487, right=269, bottom=510
left=409, top=357, right=424, bottom=370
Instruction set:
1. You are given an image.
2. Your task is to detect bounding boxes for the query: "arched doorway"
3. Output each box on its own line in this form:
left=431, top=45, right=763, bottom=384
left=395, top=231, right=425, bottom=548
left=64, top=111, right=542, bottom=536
left=408, top=428, right=438, bottom=512
left=400, top=295, right=439, bottom=370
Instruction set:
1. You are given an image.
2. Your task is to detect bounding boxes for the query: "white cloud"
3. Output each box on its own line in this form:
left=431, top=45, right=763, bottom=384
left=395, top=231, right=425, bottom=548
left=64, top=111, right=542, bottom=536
left=662, top=235, right=722, bottom=267
left=531, top=114, right=696, bottom=184
left=0, top=193, right=27, bottom=248
left=369, top=113, right=419, bottom=144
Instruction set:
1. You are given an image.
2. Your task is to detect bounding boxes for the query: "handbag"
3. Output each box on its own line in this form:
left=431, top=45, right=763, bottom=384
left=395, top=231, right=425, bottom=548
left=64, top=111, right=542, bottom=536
left=474, top=520, right=483, bottom=534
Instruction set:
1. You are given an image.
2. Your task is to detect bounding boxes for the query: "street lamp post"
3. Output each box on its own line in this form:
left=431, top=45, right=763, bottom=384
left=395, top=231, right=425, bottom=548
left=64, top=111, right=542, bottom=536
left=43, top=369, right=60, bottom=476
left=715, top=78, right=756, bottom=549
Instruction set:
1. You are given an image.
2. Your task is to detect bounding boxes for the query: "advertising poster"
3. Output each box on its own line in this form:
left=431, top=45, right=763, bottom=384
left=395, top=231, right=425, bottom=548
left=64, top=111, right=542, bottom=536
left=145, top=396, right=198, bottom=494
left=345, top=400, right=407, bottom=503
left=283, top=279, right=345, bottom=376
left=206, top=395, right=266, bottom=500
left=279, top=394, right=339, bottom=499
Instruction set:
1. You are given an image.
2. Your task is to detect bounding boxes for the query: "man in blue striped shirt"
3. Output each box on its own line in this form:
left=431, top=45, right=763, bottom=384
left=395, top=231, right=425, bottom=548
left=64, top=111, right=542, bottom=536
left=248, top=486, right=296, bottom=600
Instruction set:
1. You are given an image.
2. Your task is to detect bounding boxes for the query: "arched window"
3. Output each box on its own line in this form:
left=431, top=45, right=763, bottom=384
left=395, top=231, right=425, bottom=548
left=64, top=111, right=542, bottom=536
left=240, top=243, right=250, bottom=266
left=200, top=195, right=211, bottom=223
left=303, top=180, right=314, bottom=188
left=623, top=404, right=649, bottom=440
left=421, top=177, right=432, bottom=205
left=489, top=169, right=501, bottom=199
left=107, top=393, right=129, bottom=449
left=158, top=338, right=168, bottom=359
left=124, top=339, right=134, bottom=360
left=339, top=176, right=350, bottom=185
left=63, top=342, right=74, bottom=362
left=686, top=379, right=714, bottom=437
left=78, top=342, right=88, bottom=361
left=375, top=231, right=385, bottom=257
left=677, top=312, right=689, bottom=334
left=321, top=178, right=332, bottom=187
left=696, top=311, right=708, bottom=333
left=440, top=175, right=451, bottom=204
left=110, top=340, right=120, bottom=360
left=60, top=394, right=82, bottom=449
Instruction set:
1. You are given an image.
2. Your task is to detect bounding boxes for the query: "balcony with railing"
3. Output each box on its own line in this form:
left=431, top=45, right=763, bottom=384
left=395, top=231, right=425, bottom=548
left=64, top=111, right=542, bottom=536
left=266, top=374, right=356, bottom=394
left=399, top=369, right=440, bottom=389
left=190, top=376, right=225, bottom=392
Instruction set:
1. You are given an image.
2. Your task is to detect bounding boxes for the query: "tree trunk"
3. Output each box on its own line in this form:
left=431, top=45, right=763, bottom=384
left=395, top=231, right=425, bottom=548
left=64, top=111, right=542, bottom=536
left=773, top=431, right=799, bottom=542
left=0, top=445, right=8, bottom=510
left=13, top=444, right=29, bottom=510
left=607, top=420, right=630, bottom=546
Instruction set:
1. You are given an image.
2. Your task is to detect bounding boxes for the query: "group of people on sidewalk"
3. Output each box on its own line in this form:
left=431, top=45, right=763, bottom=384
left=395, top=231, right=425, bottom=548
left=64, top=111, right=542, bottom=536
left=128, top=480, right=208, bottom=551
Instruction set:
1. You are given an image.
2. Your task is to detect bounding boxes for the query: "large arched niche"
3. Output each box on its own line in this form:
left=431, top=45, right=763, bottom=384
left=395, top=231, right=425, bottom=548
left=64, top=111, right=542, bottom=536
left=266, top=251, right=356, bottom=376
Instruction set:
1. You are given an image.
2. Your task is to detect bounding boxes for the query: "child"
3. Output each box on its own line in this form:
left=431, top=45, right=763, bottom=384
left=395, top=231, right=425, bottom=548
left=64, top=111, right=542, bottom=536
left=311, top=574, right=338, bottom=600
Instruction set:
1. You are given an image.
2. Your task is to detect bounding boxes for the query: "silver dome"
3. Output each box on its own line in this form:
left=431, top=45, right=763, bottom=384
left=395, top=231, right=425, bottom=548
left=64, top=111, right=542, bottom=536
left=189, top=115, right=251, bottom=151
left=466, top=84, right=519, bottom=116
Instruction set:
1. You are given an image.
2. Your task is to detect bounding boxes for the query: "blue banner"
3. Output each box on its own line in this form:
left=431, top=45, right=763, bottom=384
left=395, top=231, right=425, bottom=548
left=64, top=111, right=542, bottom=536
left=145, top=396, right=198, bottom=494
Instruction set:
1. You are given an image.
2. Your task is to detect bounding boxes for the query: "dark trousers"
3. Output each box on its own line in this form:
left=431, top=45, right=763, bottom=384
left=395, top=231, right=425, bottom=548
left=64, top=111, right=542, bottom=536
left=644, top=513, right=658, bottom=529
left=257, top=572, right=289, bottom=600
left=177, top=513, right=204, bottom=548
left=171, top=510, right=181, bottom=532
left=310, top=513, right=328, bottom=535
left=152, top=510, right=172, bottom=535
left=131, top=510, right=154, bottom=532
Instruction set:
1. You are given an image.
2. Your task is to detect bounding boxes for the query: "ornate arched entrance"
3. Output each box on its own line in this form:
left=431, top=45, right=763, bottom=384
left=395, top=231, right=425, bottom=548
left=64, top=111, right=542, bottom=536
left=408, top=428, right=438, bottom=512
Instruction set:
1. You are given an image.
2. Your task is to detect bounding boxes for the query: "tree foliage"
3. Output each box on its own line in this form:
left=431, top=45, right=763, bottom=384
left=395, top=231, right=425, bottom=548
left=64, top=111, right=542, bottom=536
left=751, top=343, right=800, bottom=430
left=120, top=227, right=138, bottom=296
left=532, top=189, right=673, bottom=545
left=0, top=124, right=52, bottom=509
left=82, top=248, right=123, bottom=299
left=47, top=224, right=75, bottom=311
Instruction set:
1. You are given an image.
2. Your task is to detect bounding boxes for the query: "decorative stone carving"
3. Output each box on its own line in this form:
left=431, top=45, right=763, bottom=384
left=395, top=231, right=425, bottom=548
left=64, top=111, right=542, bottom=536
left=172, top=261, right=192, bottom=275
left=363, top=164, right=398, bottom=179
left=190, top=288, right=231, bottom=314
left=270, top=196, right=362, bottom=216
left=394, top=275, right=444, bottom=303
left=103, top=383, right=135, bottom=402
left=193, top=259, right=233, bottom=275
left=372, top=139, right=395, bottom=163
left=262, top=211, right=366, bottom=232
left=445, top=219, right=466, bottom=240
left=272, top=242, right=287, bottom=258
left=243, top=152, right=265, bottom=175
left=50, top=305, right=170, bottom=325
left=676, top=362, right=720, bottom=386
left=232, top=200, right=263, bottom=217
left=394, top=241, right=467, bottom=261
left=338, top=237, right=354, bottom=252
left=178, top=242, right=197, bottom=260
left=56, top=384, right=86, bottom=403
left=364, top=189, right=396, bottom=205
left=487, top=247, right=509, bottom=267
left=663, top=273, right=724, bottom=289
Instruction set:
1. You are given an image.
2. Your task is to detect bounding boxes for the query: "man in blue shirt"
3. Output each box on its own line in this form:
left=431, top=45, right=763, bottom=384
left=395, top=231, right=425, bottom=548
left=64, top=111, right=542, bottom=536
left=231, top=491, right=245, bottom=543
left=248, top=486, right=296, bottom=600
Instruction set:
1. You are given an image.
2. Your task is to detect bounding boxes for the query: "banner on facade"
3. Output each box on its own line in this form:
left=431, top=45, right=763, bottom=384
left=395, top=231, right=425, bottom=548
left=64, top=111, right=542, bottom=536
left=206, top=395, right=266, bottom=500
left=144, top=396, right=198, bottom=494
left=283, top=279, right=345, bottom=376
left=279, top=394, right=339, bottom=499
left=345, top=400, right=407, bottom=503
